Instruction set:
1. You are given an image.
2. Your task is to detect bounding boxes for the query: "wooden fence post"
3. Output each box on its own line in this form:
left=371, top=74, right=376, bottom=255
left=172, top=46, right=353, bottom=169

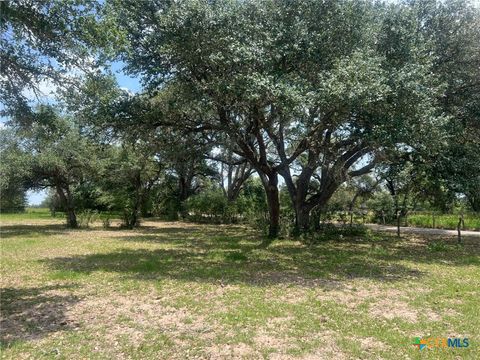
left=396, top=212, right=401, bottom=237
left=457, top=216, right=462, bottom=244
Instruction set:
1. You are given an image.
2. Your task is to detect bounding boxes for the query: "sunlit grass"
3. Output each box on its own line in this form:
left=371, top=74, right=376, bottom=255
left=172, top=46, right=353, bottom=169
left=0, top=208, right=62, bottom=221
left=0, top=208, right=122, bottom=229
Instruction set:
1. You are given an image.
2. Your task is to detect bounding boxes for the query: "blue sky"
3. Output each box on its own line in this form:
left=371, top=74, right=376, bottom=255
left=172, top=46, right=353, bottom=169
left=110, top=62, right=142, bottom=93
left=25, top=62, right=142, bottom=205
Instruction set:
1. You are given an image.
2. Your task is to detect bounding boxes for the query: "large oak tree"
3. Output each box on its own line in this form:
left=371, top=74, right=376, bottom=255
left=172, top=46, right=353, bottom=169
left=109, top=0, right=447, bottom=235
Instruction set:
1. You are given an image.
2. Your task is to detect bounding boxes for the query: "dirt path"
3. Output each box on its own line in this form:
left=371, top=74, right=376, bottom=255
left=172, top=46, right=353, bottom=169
left=366, top=223, right=480, bottom=238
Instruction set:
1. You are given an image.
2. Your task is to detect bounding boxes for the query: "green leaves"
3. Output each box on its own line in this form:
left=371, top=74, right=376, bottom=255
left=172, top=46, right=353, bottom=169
left=317, top=50, right=390, bottom=108
left=1, top=106, right=99, bottom=191
left=1, top=0, right=107, bottom=118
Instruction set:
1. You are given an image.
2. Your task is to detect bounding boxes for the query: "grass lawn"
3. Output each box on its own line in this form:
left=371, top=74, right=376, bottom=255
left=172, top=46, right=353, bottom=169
left=0, top=208, right=120, bottom=224
left=0, top=208, right=65, bottom=221
left=1, top=217, right=479, bottom=359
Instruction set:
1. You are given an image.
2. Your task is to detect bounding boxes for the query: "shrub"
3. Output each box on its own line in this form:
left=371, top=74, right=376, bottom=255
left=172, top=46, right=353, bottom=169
left=341, top=224, right=369, bottom=237
left=186, top=188, right=228, bottom=223
left=77, top=209, right=99, bottom=228
left=246, top=212, right=270, bottom=236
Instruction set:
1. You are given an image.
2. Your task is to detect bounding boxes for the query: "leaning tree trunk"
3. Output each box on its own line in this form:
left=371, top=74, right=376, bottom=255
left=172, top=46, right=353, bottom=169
left=178, top=175, right=194, bottom=220
left=56, top=184, right=77, bottom=228
left=65, top=206, right=78, bottom=228
left=349, top=192, right=361, bottom=226
left=302, top=180, right=341, bottom=232
left=396, top=211, right=401, bottom=237
left=279, top=165, right=314, bottom=235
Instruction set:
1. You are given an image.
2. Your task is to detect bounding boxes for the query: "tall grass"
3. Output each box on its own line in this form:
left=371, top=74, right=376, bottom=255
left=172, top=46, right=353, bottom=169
left=407, top=213, right=480, bottom=231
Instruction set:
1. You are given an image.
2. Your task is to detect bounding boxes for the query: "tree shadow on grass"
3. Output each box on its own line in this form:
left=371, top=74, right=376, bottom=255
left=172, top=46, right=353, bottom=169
left=7, top=221, right=478, bottom=288
left=107, top=225, right=203, bottom=233
left=114, top=224, right=480, bottom=268
left=115, top=223, right=250, bottom=236
left=42, top=237, right=425, bottom=288
left=117, top=231, right=255, bottom=252
left=41, top=222, right=480, bottom=288
left=0, top=285, right=80, bottom=348
left=0, top=224, right=69, bottom=239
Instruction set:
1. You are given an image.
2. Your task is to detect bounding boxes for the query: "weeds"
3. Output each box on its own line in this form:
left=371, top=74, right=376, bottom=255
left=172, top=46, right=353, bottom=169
left=427, top=241, right=449, bottom=252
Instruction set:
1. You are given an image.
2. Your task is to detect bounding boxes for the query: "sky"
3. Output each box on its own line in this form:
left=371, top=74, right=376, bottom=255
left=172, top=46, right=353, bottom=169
left=24, top=61, right=142, bottom=205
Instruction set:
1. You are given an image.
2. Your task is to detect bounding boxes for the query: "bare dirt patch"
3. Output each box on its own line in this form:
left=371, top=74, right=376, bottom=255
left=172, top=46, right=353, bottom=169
left=371, top=298, right=416, bottom=322
left=254, top=329, right=291, bottom=351
left=255, top=272, right=344, bottom=288
left=316, top=283, right=404, bottom=308
left=349, top=335, right=389, bottom=351
left=71, top=295, right=205, bottom=330
left=204, top=342, right=260, bottom=359
left=298, top=331, right=345, bottom=360
left=63, top=292, right=216, bottom=355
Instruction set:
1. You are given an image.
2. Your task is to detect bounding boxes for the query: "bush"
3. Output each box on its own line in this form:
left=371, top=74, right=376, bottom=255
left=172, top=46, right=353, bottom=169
left=121, top=207, right=141, bottom=228
left=341, top=224, right=369, bottom=237
left=246, top=212, right=270, bottom=235
left=279, top=213, right=296, bottom=238
left=186, top=183, right=269, bottom=224
left=77, top=209, right=99, bottom=228
left=186, top=188, right=228, bottom=223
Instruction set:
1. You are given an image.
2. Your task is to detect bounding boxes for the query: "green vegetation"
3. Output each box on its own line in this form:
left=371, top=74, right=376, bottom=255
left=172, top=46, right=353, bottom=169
left=0, top=208, right=120, bottom=224
left=0, top=208, right=62, bottom=221
left=1, top=218, right=479, bottom=359
left=407, top=213, right=480, bottom=231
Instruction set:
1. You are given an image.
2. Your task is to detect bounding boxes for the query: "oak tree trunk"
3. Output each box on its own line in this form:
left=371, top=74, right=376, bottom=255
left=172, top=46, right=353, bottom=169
left=56, top=185, right=77, bottom=228
left=261, top=173, right=280, bottom=238
left=295, top=204, right=312, bottom=233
